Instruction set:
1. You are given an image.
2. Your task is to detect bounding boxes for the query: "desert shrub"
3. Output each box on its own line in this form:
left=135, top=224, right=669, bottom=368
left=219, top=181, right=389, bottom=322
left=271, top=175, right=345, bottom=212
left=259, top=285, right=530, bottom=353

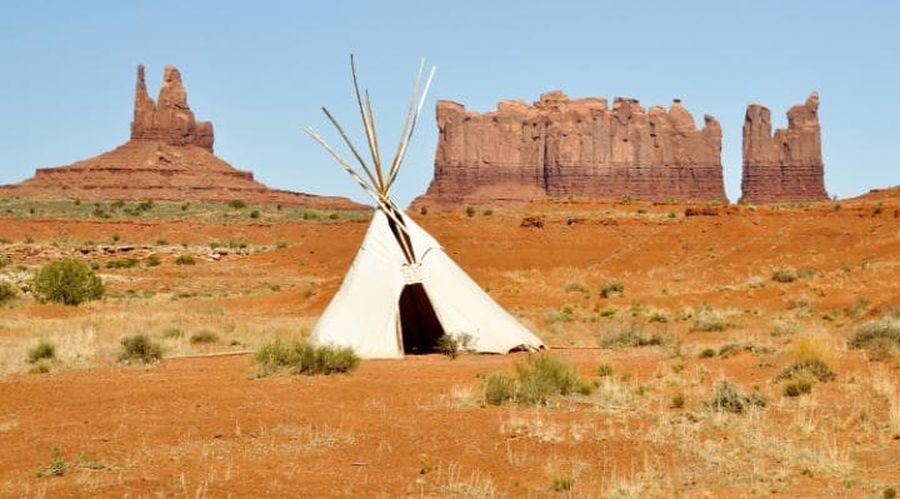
left=105, top=257, right=138, bottom=269
left=189, top=331, right=219, bottom=344
left=783, top=379, right=813, bottom=397
left=436, top=333, right=473, bottom=359
left=254, top=340, right=359, bottom=376
left=647, top=308, right=670, bottom=323
left=228, top=199, right=246, bottom=209
left=699, top=348, right=716, bottom=358
left=419, top=205, right=429, bottom=215
left=515, top=355, right=593, bottom=405
left=745, top=276, right=766, bottom=289
left=774, top=359, right=836, bottom=383
left=671, top=393, right=686, bottom=409
left=0, top=254, right=11, bottom=268
left=32, top=259, right=104, bottom=306
left=175, top=255, right=196, bottom=266
left=596, top=364, right=614, bottom=377
left=483, top=373, right=516, bottom=405
left=600, top=280, right=624, bottom=298
left=717, top=342, right=774, bottom=359
left=599, top=324, right=670, bottom=348
left=161, top=328, right=184, bottom=339
left=483, top=355, right=592, bottom=406
left=546, top=305, right=575, bottom=324
left=36, top=447, right=67, bottom=477
left=550, top=476, right=574, bottom=492
left=692, top=308, right=729, bottom=332
left=846, top=296, right=870, bottom=319
left=465, top=206, right=476, bottom=217
left=482, top=208, right=493, bottom=216
left=0, top=281, right=17, bottom=304
left=797, top=266, right=819, bottom=279
left=29, top=362, right=51, bottom=374
left=118, top=334, right=163, bottom=364
left=771, top=267, right=798, bottom=283
left=706, top=379, right=766, bottom=413
left=27, top=340, right=56, bottom=364
left=848, top=315, right=900, bottom=357
left=771, top=318, right=800, bottom=337
left=564, top=281, right=589, bottom=294
left=145, top=255, right=161, bottom=267
left=249, top=210, right=261, bottom=219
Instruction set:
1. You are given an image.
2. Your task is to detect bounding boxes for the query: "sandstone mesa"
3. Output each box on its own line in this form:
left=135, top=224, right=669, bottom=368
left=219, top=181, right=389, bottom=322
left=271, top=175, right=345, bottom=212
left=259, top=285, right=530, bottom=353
left=413, top=91, right=727, bottom=207
left=0, top=65, right=363, bottom=210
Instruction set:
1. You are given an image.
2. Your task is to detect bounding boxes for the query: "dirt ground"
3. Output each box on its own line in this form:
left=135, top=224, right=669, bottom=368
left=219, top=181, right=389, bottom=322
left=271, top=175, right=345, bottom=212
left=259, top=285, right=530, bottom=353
left=0, top=190, right=899, bottom=496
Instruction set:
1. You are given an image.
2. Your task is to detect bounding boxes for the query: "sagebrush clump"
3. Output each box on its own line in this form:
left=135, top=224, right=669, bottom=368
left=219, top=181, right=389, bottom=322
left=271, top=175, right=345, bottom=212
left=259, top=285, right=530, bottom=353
left=482, top=354, right=593, bottom=406
left=706, top=379, right=766, bottom=413
left=32, top=259, right=104, bottom=305
left=118, top=334, right=163, bottom=364
left=255, top=340, right=359, bottom=376
left=27, top=340, right=56, bottom=364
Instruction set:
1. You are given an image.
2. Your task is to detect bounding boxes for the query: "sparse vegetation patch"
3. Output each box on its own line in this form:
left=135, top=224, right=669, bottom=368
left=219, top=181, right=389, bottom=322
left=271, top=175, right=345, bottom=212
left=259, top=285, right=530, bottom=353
left=118, top=334, right=163, bottom=364
left=255, top=340, right=360, bottom=376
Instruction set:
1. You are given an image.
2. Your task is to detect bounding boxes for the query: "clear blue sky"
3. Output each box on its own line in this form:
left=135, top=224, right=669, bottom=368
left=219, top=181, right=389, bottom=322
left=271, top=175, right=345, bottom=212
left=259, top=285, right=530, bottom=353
left=1, top=1, right=897, bottom=206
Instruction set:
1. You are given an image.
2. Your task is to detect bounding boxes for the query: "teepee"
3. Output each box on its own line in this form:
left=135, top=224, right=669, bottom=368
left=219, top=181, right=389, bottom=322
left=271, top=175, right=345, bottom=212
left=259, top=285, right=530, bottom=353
left=304, top=56, right=544, bottom=359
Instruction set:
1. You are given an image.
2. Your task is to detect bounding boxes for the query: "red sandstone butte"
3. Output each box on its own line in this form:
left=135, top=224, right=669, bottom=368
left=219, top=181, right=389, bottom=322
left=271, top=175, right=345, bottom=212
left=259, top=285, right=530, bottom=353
left=740, top=92, right=828, bottom=204
left=412, top=91, right=726, bottom=207
left=0, top=65, right=363, bottom=209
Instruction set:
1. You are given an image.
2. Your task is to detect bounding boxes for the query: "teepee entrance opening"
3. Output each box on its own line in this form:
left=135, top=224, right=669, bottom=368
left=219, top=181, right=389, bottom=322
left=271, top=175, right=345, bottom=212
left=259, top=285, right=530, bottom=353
left=399, top=283, right=444, bottom=353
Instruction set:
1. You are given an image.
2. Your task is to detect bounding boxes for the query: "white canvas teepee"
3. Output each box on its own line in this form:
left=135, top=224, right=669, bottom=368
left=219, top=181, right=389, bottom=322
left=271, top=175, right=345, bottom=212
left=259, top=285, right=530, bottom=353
left=305, top=56, right=544, bottom=359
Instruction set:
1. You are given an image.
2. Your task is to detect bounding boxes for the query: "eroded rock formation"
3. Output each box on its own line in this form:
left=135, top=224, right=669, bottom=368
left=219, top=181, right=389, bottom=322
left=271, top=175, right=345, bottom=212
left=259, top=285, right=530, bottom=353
left=0, top=65, right=363, bottom=209
left=413, top=91, right=726, bottom=207
left=130, top=65, right=214, bottom=151
left=740, top=92, right=827, bottom=203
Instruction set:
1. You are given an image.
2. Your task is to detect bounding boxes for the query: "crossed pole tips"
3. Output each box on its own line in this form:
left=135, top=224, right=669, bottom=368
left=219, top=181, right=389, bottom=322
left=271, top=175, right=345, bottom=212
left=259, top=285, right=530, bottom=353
left=304, top=54, right=436, bottom=257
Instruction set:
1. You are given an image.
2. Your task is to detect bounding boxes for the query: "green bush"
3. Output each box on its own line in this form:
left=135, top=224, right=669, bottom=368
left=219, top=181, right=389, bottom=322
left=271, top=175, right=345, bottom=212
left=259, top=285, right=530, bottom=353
left=600, top=280, right=624, bottom=298
left=419, top=205, right=429, bottom=216
left=254, top=340, right=359, bottom=376
left=706, top=379, right=766, bottom=413
left=27, top=340, right=56, bottom=364
left=483, top=373, right=516, bottom=405
left=0, top=281, right=17, bottom=304
left=465, top=206, right=476, bottom=218
left=483, top=354, right=593, bottom=406
left=118, top=334, right=163, bottom=364
left=32, top=259, right=104, bottom=306
left=671, top=393, right=686, bottom=409
left=249, top=210, right=261, bottom=219
left=145, top=255, right=161, bottom=267
left=175, top=255, right=196, bottom=266
left=228, top=200, right=247, bottom=209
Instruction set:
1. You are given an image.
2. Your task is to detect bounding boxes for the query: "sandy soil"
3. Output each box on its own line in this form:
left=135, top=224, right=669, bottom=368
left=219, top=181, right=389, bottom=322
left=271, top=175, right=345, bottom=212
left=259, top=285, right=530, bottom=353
left=0, top=190, right=898, bottom=496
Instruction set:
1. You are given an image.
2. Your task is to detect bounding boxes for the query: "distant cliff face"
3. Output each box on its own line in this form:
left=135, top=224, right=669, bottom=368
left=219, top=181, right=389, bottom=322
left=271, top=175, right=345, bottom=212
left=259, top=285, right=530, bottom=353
left=0, top=65, right=364, bottom=209
left=130, top=65, right=215, bottom=151
left=413, top=91, right=726, bottom=207
left=740, top=92, right=827, bottom=203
